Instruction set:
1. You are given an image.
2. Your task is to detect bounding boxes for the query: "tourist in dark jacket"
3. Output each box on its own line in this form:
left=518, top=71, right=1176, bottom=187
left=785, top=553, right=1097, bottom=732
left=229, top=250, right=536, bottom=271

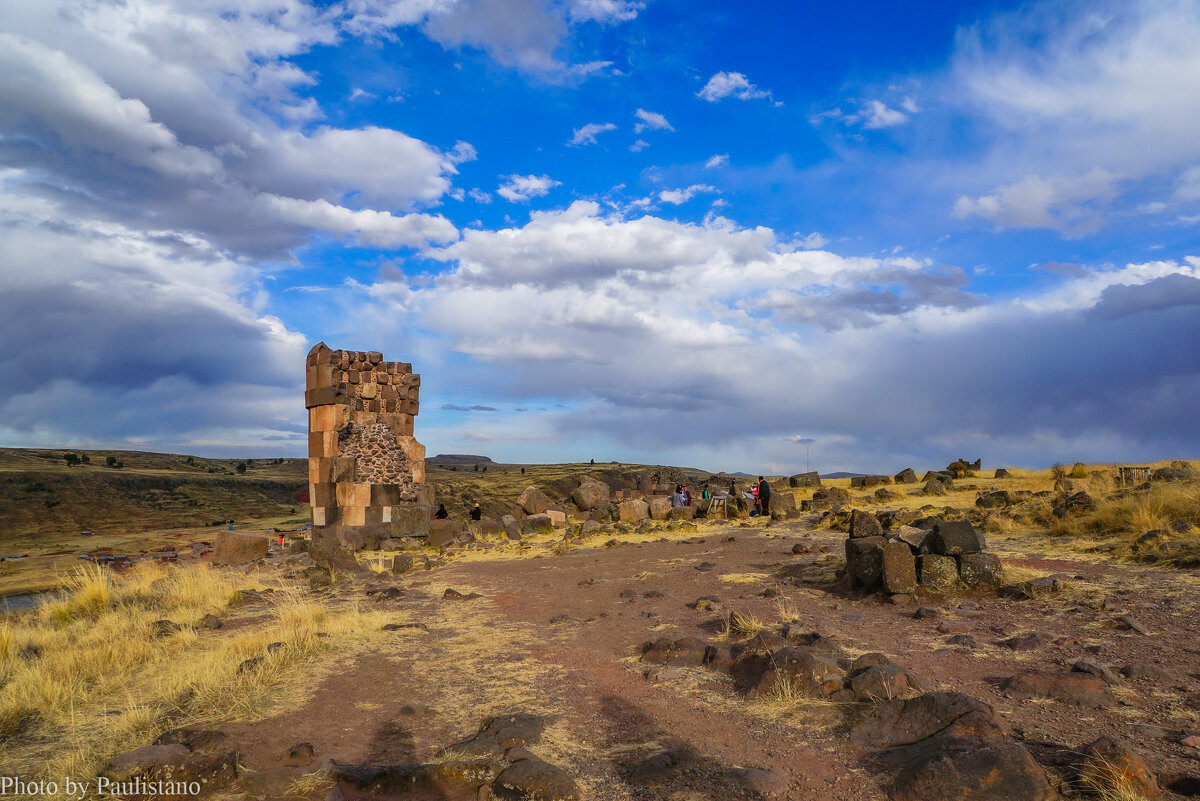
left=756, top=476, right=771, bottom=518
left=469, top=504, right=482, bottom=521
left=435, top=504, right=448, bottom=520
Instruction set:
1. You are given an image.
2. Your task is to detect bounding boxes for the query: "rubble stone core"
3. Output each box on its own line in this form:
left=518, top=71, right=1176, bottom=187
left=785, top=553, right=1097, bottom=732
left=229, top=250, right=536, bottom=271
left=306, top=342, right=431, bottom=565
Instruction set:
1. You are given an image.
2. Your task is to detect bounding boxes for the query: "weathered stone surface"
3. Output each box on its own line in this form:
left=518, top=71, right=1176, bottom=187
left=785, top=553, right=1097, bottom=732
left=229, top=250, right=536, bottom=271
left=493, top=755, right=580, bottom=801
left=1080, top=736, right=1162, bottom=798
left=850, top=510, right=883, bottom=539
left=922, top=479, right=947, bottom=496
left=894, top=467, right=918, bottom=484
left=976, top=490, right=1016, bottom=508
left=882, top=540, right=918, bottom=594
left=390, top=554, right=414, bottom=575
left=331, top=760, right=498, bottom=800
left=928, top=522, right=983, bottom=555
left=788, top=471, right=821, bottom=488
left=768, top=490, right=797, bottom=519
left=571, top=479, right=610, bottom=511
left=958, top=552, right=1003, bottom=587
left=618, top=499, right=649, bottom=522
left=896, top=525, right=930, bottom=552
left=749, top=646, right=845, bottom=698
left=846, top=536, right=886, bottom=590
left=919, top=555, right=959, bottom=593
left=1001, top=672, right=1112, bottom=707
left=994, top=468, right=1011, bottom=478
left=517, top=486, right=552, bottom=515
left=105, top=743, right=239, bottom=790
left=213, top=531, right=267, bottom=564
left=448, top=713, right=546, bottom=757
left=524, top=514, right=555, bottom=534
left=890, top=737, right=1054, bottom=801
left=641, top=637, right=711, bottom=667
left=648, top=497, right=672, bottom=520
left=850, top=692, right=1004, bottom=748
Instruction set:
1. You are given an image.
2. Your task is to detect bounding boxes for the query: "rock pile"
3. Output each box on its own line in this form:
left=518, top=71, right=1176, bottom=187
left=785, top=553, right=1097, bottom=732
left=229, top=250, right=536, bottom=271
left=843, top=512, right=1004, bottom=597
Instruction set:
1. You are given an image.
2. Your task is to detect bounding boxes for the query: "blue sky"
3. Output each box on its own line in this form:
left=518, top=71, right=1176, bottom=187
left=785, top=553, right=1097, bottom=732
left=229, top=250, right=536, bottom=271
left=1, top=0, right=1198, bottom=474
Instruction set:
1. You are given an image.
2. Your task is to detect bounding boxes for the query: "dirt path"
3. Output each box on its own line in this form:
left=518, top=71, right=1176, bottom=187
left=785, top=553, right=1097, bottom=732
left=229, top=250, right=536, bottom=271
left=224, top=519, right=1200, bottom=799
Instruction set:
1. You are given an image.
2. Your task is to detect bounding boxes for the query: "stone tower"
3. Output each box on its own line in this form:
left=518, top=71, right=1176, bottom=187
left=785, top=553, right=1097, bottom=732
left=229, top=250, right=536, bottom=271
left=305, top=343, right=431, bottom=564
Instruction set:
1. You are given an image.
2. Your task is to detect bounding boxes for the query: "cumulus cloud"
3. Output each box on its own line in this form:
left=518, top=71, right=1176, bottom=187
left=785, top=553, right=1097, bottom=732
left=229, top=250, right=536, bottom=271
left=343, top=203, right=1200, bottom=469
left=633, top=108, right=673, bottom=133
left=566, top=0, right=645, bottom=23
left=569, top=121, right=617, bottom=146
left=953, top=169, right=1121, bottom=235
left=497, top=174, right=562, bottom=202
left=696, top=71, right=774, bottom=103
left=658, top=184, right=718, bottom=205
left=704, top=154, right=729, bottom=169
left=629, top=139, right=649, bottom=152
left=858, top=99, right=908, bottom=129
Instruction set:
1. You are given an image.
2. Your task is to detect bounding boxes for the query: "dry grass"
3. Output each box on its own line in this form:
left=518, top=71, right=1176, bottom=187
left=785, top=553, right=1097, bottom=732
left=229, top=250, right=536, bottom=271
left=0, top=561, right=395, bottom=792
left=717, top=572, right=769, bottom=584
left=717, top=610, right=769, bottom=640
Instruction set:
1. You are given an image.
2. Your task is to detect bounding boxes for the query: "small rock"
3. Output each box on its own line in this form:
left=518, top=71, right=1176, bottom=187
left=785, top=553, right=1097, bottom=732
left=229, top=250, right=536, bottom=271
left=493, top=755, right=580, bottom=801
left=1072, top=659, right=1121, bottom=685
left=442, top=588, right=482, bottom=601
left=1115, top=614, right=1151, bottom=635
left=1079, top=735, right=1162, bottom=799
left=914, top=606, right=941, bottom=620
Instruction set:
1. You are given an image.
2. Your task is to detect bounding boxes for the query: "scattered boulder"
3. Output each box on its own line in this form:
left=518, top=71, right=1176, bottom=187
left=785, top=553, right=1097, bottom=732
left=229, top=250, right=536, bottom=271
left=524, top=515, right=555, bottom=534
left=894, top=468, right=918, bottom=484
left=618, top=500, right=649, bottom=523
left=442, top=588, right=482, bottom=601
left=641, top=637, right=711, bottom=667
left=976, top=490, right=1016, bottom=508
left=994, top=468, right=1011, bottom=478
left=493, top=754, right=580, bottom=801
left=517, top=486, right=552, bottom=515
left=448, top=713, right=546, bottom=757
left=213, top=531, right=268, bottom=564
left=890, top=737, right=1054, bottom=801
left=1001, top=672, right=1112, bottom=707
left=788, top=471, right=822, bottom=488
left=1079, top=735, right=1162, bottom=799
left=746, top=646, right=846, bottom=698
left=648, top=497, right=672, bottom=520
left=330, top=761, right=498, bottom=800
left=571, top=479, right=610, bottom=511
left=390, top=554, right=414, bottom=575
left=921, top=479, right=947, bottom=496
left=849, top=510, right=883, bottom=539
left=850, top=692, right=1004, bottom=748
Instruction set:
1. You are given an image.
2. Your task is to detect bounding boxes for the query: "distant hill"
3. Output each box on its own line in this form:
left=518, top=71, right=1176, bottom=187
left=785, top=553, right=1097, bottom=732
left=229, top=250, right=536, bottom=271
left=823, top=471, right=867, bottom=479
left=428, top=454, right=494, bottom=466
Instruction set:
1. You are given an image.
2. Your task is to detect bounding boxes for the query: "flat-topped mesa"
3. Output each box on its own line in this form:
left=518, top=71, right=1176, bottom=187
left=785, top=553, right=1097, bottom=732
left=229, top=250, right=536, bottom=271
left=306, top=342, right=432, bottom=566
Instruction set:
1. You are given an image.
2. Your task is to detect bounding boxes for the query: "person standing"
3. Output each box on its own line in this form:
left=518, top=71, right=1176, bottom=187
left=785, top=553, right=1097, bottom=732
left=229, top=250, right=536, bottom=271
left=671, top=484, right=687, bottom=507
left=435, top=504, right=449, bottom=520
left=469, top=504, right=482, bottom=521
left=756, top=476, right=771, bottom=519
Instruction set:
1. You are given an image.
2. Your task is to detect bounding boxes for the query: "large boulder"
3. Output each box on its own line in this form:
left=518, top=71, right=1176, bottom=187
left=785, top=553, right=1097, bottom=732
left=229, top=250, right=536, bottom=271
left=523, top=515, right=555, bottom=534
left=570, top=479, right=610, bottom=511
left=213, top=531, right=268, bottom=564
left=748, top=646, right=845, bottom=698
left=976, top=490, right=1016, bottom=508
left=1001, top=672, right=1112, bottom=707
left=850, top=692, right=1004, bottom=749
left=882, top=541, right=918, bottom=594
left=928, top=522, right=983, bottom=555
left=493, top=755, right=580, bottom=801
left=1079, top=735, right=1162, bottom=799
left=517, top=486, right=552, bottom=515
left=648, top=497, right=672, bottom=520
left=618, top=499, right=649, bottom=522
left=768, top=490, right=797, bottom=519
left=846, top=536, right=886, bottom=590
left=890, top=737, right=1054, bottom=801
left=641, top=637, right=711, bottom=667
left=849, top=510, right=883, bottom=539
left=788, top=471, right=821, bottom=488
left=921, top=479, right=947, bottom=496
left=894, top=468, right=918, bottom=484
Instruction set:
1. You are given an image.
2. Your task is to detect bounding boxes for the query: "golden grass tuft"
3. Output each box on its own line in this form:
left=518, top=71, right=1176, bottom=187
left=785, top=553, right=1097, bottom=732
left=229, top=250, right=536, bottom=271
left=718, top=610, right=768, bottom=640
left=718, top=572, right=769, bottom=584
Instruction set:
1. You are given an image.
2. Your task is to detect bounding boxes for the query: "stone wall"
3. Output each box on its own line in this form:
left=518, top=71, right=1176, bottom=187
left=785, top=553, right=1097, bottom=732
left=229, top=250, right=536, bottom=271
left=306, top=342, right=431, bottom=564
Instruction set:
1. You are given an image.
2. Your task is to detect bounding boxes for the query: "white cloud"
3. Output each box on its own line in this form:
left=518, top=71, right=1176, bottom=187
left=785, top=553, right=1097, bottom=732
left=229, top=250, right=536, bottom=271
left=658, top=184, right=718, bottom=205
left=704, top=154, right=729, bottom=169
left=261, top=196, right=458, bottom=247
left=696, top=71, right=773, bottom=103
left=566, top=0, right=644, bottom=23
left=569, top=121, right=617, bottom=146
left=629, top=139, right=649, bottom=152
left=859, top=99, right=908, bottom=129
left=954, top=169, right=1121, bottom=235
left=469, top=188, right=494, bottom=204
left=633, top=108, right=673, bottom=133
left=497, top=174, right=562, bottom=202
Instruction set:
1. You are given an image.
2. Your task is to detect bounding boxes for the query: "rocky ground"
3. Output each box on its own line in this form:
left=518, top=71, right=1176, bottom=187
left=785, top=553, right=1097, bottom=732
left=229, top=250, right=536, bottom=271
left=132, top=514, right=1200, bottom=801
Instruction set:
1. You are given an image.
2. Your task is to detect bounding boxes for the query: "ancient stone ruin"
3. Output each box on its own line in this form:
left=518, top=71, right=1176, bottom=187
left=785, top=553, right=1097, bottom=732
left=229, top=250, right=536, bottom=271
left=306, top=343, right=431, bottom=564
left=843, top=510, right=1004, bottom=597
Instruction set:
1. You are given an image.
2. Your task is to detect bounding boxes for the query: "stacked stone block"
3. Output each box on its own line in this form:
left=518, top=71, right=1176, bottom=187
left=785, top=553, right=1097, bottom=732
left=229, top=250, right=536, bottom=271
left=844, top=513, right=1003, bottom=596
left=306, top=342, right=431, bottom=563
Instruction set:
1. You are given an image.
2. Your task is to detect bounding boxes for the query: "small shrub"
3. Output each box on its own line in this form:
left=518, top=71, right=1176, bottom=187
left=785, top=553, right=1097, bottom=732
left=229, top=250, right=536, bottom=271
left=1050, top=462, right=1067, bottom=480
left=1070, top=462, right=1089, bottom=479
